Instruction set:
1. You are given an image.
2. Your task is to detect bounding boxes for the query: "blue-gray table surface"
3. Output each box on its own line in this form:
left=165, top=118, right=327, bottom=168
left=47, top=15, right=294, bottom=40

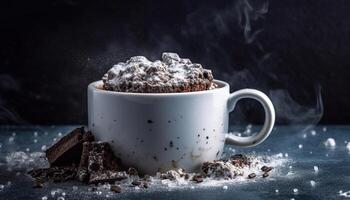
left=0, top=125, right=349, bottom=200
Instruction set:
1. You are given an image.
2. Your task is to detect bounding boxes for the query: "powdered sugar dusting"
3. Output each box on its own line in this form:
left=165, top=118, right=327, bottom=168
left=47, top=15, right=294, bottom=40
left=147, top=154, right=288, bottom=189
left=102, top=53, right=215, bottom=93
left=5, top=151, right=49, bottom=170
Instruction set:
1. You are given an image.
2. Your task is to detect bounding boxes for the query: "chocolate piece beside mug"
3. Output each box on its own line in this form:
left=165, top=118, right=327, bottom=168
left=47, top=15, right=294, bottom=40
left=78, top=142, right=124, bottom=183
left=45, top=127, right=94, bottom=166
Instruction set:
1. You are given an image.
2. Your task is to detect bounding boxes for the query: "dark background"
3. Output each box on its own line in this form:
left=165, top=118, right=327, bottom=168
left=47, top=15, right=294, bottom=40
left=0, top=0, right=349, bottom=125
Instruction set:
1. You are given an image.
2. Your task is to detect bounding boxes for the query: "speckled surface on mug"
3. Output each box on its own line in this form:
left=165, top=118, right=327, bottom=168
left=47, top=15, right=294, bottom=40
left=88, top=80, right=229, bottom=174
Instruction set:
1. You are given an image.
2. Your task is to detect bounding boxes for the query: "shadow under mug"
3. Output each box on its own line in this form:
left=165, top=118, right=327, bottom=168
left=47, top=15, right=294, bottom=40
left=88, top=80, right=275, bottom=174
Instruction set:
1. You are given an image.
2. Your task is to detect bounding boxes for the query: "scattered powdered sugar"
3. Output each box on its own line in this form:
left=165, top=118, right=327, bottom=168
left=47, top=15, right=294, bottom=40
left=346, top=142, right=350, bottom=152
left=41, top=145, right=47, bottom=151
left=310, top=180, right=316, bottom=187
left=200, top=154, right=287, bottom=187
left=339, top=191, right=350, bottom=198
left=310, top=130, right=317, bottom=136
left=4, top=150, right=287, bottom=192
left=324, top=138, right=336, bottom=148
left=102, top=53, right=215, bottom=93
left=50, top=188, right=65, bottom=198
left=5, top=151, right=49, bottom=170
left=58, top=153, right=288, bottom=193
left=293, top=188, right=299, bottom=194
left=141, top=154, right=288, bottom=190
left=8, top=136, right=14, bottom=143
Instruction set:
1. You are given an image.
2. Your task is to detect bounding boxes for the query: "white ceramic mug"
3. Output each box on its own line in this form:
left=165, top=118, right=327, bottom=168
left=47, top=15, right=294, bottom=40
left=88, top=80, right=275, bottom=174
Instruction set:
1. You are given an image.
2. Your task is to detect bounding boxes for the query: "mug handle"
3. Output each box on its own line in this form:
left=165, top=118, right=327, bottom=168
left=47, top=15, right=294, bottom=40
left=225, top=89, right=275, bottom=147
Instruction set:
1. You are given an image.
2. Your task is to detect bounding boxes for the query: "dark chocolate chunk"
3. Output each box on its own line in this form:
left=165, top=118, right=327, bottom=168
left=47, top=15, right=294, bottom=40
left=45, top=127, right=94, bottom=166
left=248, top=173, right=256, bottom=179
left=30, top=129, right=129, bottom=185
left=79, top=142, right=92, bottom=168
left=79, top=142, right=123, bottom=183
left=88, top=142, right=122, bottom=172
left=77, top=142, right=92, bottom=182
left=110, top=185, right=122, bottom=193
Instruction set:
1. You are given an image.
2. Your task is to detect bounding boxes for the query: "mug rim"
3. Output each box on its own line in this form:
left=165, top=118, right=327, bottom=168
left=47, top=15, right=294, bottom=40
left=88, top=80, right=229, bottom=96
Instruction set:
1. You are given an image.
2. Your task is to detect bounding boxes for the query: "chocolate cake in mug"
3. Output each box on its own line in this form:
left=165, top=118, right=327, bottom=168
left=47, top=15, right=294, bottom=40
left=102, top=53, right=217, bottom=93
left=89, top=52, right=275, bottom=174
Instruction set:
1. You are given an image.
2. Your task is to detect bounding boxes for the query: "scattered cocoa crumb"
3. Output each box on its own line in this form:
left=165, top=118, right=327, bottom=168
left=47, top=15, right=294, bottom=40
left=127, top=167, right=138, bottom=176
left=184, top=174, right=190, bottom=180
left=28, top=166, right=77, bottom=183
left=262, top=172, right=269, bottom=178
left=33, top=180, right=44, bottom=188
left=160, top=169, right=186, bottom=180
left=110, top=185, right=122, bottom=193
left=248, top=173, right=256, bottom=179
left=143, top=181, right=149, bottom=188
left=261, top=166, right=273, bottom=172
left=89, top=170, right=128, bottom=184
left=131, top=180, right=142, bottom=186
left=192, top=175, right=204, bottom=183
left=230, top=154, right=250, bottom=166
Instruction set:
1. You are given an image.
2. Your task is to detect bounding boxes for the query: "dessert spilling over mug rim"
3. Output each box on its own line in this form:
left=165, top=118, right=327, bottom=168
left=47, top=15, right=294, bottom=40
left=89, top=79, right=228, bottom=96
